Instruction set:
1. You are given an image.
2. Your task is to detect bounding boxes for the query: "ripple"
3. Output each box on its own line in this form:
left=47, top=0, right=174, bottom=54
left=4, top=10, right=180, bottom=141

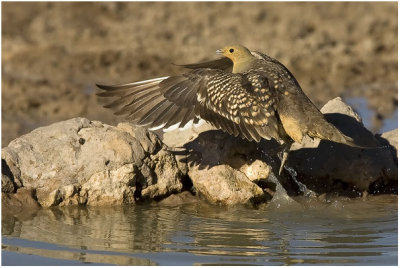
left=2, top=196, right=397, bottom=265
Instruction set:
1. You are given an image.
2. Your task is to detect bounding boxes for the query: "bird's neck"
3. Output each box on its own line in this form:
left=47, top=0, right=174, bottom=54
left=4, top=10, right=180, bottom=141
left=232, top=58, right=256, bottom=73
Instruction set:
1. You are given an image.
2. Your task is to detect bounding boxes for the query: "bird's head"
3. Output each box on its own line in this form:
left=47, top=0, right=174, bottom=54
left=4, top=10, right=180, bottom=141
left=216, top=45, right=253, bottom=63
left=216, top=45, right=255, bottom=73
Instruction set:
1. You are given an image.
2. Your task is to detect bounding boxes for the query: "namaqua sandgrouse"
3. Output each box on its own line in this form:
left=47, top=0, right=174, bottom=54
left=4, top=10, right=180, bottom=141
left=97, top=45, right=356, bottom=174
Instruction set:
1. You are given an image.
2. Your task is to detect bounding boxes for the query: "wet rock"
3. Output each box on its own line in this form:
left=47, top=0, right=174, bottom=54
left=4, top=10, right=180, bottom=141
left=156, top=191, right=198, bottom=206
left=288, top=97, right=397, bottom=194
left=1, top=118, right=184, bottom=207
left=189, top=164, right=265, bottom=205
left=2, top=187, right=40, bottom=218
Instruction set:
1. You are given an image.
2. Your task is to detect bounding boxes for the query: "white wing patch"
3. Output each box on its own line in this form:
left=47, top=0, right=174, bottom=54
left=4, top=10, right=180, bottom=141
left=148, top=122, right=167, bottom=131
left=126, top=76, right=169, bottom=86
left=162, top=117, right=205, bottom=132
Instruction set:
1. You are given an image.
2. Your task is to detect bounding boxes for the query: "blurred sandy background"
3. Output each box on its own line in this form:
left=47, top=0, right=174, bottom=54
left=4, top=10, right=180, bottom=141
left=2, top=2, right=397, bottom=146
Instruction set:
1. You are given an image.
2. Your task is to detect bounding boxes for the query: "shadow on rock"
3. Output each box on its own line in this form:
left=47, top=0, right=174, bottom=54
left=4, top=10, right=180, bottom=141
left=289, top=112, right=397, bottom=196
left=168, top=97, right=398, bottom=201
left=170, top=129, right=304, bottom=203
left=180, top=130, right=281, bottom=170
left=324, top=112, right=380, bottom=147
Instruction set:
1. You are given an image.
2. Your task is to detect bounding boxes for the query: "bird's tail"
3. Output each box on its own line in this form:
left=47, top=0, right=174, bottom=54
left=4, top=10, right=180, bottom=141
left=309, top=119, right=363, bottom=148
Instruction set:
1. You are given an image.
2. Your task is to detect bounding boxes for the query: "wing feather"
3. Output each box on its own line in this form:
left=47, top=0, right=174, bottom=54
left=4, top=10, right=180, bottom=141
left=151, top=103, right=179, bottom=127
left=178, top=107, right=196, bottom=128
left=104, top=88, right=159, bottom=109
left=136, top=99, right=172, bottom=125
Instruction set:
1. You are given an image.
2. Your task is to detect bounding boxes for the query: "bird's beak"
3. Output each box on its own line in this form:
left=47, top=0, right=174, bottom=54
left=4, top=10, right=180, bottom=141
left=216, top=49, right=224, bottom=55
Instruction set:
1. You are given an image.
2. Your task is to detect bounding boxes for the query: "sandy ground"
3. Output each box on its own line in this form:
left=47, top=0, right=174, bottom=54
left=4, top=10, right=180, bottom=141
left=2, top=2, right=397, bottom=146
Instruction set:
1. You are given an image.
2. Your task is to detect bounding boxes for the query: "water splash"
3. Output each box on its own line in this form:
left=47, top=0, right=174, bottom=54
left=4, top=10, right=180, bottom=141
left=261, top=145, right=316, bottom=199
left=284, top=166, right=317, bottom=198
left=266, top=172, right=293, bottom=207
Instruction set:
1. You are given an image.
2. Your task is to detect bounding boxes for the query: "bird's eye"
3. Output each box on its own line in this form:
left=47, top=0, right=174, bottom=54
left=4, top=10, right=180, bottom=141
left=229, top=48, right=234, bottom=53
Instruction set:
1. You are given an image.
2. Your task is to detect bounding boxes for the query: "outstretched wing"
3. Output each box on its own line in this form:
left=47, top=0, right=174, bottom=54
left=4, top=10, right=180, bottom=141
left=97, top=76, right=200, bottom=131
left=97, top=68, right=280, bottom=142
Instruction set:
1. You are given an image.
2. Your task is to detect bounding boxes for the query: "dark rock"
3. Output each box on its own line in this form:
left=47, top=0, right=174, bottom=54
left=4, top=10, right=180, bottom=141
left=288, top=97, right=397, bottom=194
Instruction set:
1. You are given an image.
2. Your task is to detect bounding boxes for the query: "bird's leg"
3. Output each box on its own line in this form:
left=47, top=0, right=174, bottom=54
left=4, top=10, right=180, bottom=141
left=278, top=142, right=293, bottom=175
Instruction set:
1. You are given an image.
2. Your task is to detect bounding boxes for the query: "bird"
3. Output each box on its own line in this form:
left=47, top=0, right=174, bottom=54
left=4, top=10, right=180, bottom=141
left=96, top=44, right=357, bottom=175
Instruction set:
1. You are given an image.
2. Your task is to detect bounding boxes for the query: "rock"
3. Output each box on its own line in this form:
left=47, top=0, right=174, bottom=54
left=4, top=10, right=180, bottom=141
left=156, top=191, right=198, bottom=206
left=162, top=121, right=215, bottom=148
left=171, top=128, right=281, bottom=172
left=239, top=160, right=271, bottom=183
left=320, top=97, right=363, bottom=123
left=320, top=97, right=380, bottom=148
left=141, top=150, right=184, bottom=199
left=378, top=128, right=398, bottom=154
left=2, top=118, right=184, bottom=207
left=288, top=97, right=397, bottom=194
left=2, top=187, right=40, bottom=218
left=188, top=165, right=266, bottom=205
left=174, top=128, right=283, bottom=204
left=162, top=122, right=216, bottom=175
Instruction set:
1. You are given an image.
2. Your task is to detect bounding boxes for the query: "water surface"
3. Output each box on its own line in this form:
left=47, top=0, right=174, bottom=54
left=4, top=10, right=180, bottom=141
left=2, top=195, right=397, bottom=265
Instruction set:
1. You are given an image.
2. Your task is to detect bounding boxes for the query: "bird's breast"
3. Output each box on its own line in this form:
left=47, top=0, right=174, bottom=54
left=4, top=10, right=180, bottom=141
left=278, top=113, right=304, bottom=143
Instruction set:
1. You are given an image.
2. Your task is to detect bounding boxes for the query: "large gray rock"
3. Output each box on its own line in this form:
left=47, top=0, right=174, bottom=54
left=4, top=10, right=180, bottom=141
left=2, top=118, right=184, bottom=207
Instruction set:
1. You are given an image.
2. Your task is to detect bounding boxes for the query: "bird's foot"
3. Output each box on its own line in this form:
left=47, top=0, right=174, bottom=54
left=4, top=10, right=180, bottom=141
left=278, top=141, right=292, bottom=175
left=278, top=150, right=289, bottom=175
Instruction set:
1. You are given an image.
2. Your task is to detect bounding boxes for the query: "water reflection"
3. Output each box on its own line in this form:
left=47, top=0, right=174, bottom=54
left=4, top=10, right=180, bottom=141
left=2, top=195, right=398, bottom=265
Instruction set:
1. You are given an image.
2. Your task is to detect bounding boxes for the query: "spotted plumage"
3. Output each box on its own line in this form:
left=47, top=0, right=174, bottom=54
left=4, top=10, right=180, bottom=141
left=97, top=44, right=357, bottom=174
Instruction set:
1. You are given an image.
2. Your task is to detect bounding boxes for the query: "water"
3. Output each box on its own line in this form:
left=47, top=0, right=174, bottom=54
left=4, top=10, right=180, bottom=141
left=284, top=166, right=317, bottom=198
left=2, top=195, right=397, bottom=265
